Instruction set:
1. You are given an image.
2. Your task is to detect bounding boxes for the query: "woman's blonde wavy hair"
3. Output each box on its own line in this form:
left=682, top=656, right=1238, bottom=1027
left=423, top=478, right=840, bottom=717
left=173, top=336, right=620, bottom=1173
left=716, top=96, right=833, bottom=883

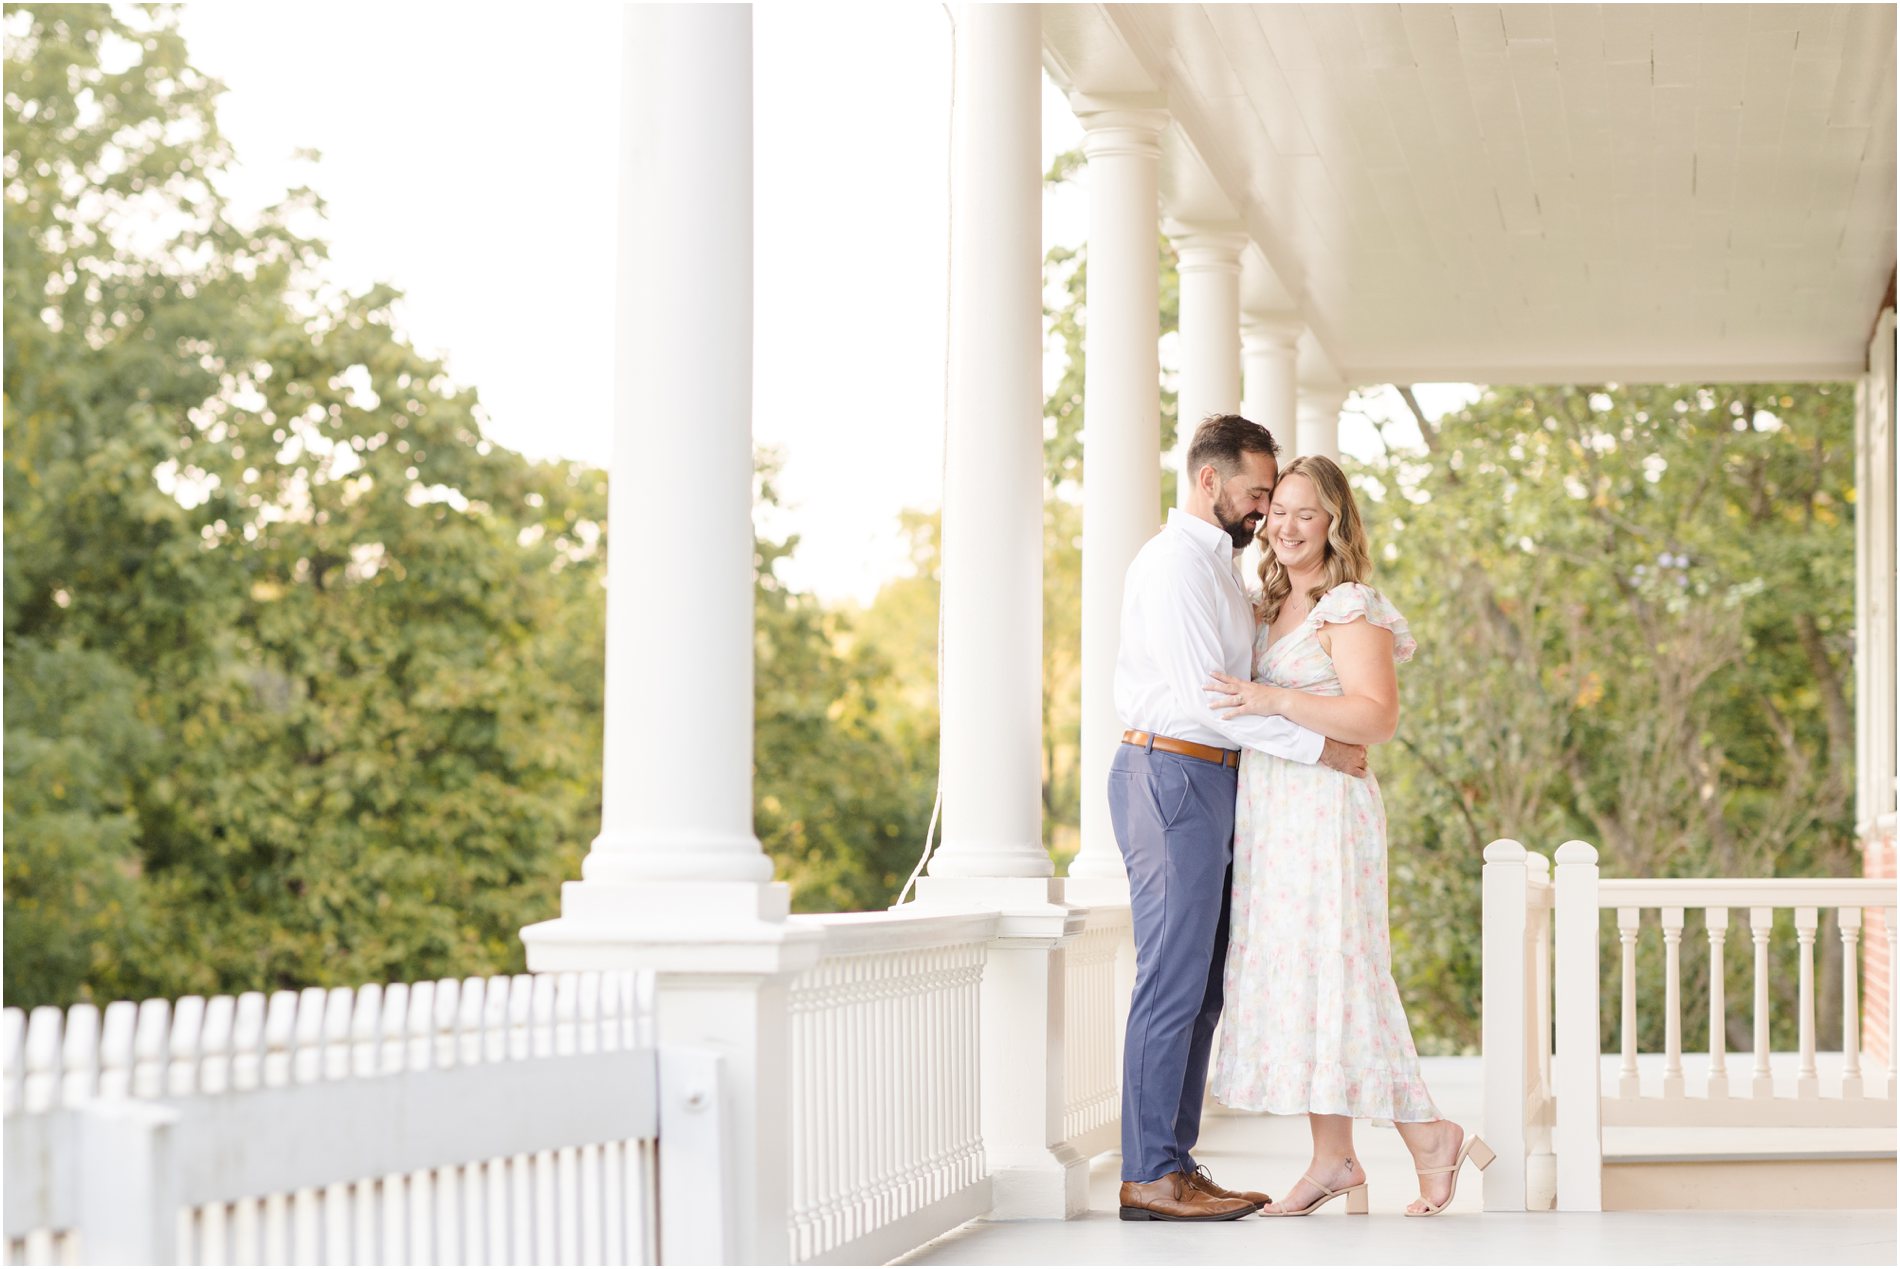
left=1255, top=455, right=1373, bottom=625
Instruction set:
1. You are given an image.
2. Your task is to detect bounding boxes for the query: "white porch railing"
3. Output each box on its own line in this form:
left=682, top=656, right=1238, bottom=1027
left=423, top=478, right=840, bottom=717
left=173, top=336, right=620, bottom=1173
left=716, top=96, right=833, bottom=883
left=1483, top=839, right=1899, bottom=1213
left=785, top=911, right=992, bottom=1266
left=1060, top=905, right=1132, bottom=1159
left=3, top=973, right=676, bottom=1266
left=781, top=900, right=1133, bottom=1263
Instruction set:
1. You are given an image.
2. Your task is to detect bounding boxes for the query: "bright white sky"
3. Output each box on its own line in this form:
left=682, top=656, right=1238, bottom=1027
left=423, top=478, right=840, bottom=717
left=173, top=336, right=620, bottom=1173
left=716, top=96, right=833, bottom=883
left=177, top=2, right=1471, bottom=605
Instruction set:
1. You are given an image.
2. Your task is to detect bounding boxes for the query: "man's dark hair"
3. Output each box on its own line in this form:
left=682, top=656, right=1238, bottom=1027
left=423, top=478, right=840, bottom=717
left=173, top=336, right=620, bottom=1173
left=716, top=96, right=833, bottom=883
left=1185, top=413, right=1279, bottom=483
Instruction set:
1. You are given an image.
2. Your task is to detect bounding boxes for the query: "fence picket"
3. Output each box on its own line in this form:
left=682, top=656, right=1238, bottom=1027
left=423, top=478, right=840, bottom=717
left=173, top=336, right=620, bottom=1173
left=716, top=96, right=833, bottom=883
left=3, top=1008, right=26, bottom=1115
left=60, top=1004, right=100, bottom=1106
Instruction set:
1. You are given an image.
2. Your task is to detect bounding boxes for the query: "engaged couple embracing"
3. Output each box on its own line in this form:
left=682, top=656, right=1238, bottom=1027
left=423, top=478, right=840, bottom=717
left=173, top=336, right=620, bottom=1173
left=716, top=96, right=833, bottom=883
left=1110, top=414, right=1493, bottom=1221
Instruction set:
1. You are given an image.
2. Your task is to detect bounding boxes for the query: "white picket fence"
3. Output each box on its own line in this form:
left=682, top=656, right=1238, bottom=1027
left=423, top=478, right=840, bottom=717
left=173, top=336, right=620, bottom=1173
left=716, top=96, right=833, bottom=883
left=1482, top=840, right=1899, bottom=1211
left=4, top=901, right=1138, bottom=1267
left=1, top=972, right=701, bottom=1266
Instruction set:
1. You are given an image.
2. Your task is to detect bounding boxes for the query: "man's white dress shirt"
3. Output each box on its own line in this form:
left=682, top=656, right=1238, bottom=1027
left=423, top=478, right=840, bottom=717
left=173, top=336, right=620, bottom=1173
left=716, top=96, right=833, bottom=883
left=1114, top=508, right=1325, bottom=764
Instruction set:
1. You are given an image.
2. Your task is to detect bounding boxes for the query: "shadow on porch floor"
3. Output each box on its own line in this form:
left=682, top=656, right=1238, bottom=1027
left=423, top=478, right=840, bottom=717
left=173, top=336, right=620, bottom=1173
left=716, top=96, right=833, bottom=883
left=893, top=1057, right=1897, bottom=1266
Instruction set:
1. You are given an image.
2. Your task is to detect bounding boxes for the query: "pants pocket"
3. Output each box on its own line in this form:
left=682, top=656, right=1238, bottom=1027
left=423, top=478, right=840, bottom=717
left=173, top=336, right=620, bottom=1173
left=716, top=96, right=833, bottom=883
left=1151, top=757, right=1196, bottom=828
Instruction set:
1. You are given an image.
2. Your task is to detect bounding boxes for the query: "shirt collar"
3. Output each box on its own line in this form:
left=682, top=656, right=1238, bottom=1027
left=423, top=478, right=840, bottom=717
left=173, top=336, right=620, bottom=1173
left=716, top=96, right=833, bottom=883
left=1168, top=507, right=1236, bottom=561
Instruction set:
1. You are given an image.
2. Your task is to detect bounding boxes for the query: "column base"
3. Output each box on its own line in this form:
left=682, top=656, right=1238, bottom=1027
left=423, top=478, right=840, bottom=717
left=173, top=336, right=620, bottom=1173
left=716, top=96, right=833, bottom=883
left=984, top=1147, right=1093, bottom=1220
left=909, top=876, right=1085, bottom=943
left=521, top=878, right=821, bottom=975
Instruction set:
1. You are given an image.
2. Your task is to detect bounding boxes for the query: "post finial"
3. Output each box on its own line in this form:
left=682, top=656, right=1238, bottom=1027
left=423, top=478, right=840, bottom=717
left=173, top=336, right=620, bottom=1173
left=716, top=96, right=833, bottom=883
left=1555, top=840, right=1599, bottom=866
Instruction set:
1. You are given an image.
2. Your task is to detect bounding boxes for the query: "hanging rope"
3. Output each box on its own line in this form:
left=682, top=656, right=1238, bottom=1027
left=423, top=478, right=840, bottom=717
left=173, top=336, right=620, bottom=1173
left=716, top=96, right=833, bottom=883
left=895, top=3, right=958, bottom=910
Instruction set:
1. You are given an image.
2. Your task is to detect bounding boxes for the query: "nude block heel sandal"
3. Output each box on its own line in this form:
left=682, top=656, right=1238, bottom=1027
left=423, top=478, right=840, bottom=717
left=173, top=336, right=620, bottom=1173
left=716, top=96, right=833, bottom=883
left=1258, top=1175, right=1369, bottom=1217
left=1405, top=1136, right=1495, bottom=1218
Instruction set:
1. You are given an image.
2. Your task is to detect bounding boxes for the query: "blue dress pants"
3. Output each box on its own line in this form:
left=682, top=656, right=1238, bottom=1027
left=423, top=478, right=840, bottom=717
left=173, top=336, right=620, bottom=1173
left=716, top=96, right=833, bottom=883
left=1107, top=740, right=1238, bottom=1183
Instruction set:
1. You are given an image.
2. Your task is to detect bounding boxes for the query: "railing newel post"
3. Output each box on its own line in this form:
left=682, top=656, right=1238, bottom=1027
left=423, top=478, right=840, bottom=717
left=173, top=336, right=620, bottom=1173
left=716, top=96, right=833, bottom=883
left=1553, top=840, right=1603, bottom=1212
left=1480, top=839, right=1530, bottom=1212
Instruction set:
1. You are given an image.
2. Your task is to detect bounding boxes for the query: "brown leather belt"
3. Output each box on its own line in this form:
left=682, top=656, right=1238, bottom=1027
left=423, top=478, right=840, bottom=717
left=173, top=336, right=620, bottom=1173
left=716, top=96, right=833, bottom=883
left=1122, top=729, right=1240, bottom=769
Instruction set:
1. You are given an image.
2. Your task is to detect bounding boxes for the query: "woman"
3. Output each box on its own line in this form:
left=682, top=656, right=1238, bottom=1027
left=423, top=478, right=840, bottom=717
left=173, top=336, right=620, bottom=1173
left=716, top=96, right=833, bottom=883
left=1203, top=455, right=1491, bottom=1218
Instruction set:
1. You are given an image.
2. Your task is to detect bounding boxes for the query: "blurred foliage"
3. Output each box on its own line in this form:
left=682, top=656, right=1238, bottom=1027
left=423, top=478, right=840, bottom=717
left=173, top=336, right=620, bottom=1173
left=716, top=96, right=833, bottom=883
left=753, top=463, right=938, bottom=911
left=1, top=5, right=930, bottom=1005
left=1363, top=383, right=1858, bottom=1053
left=4, top=4, right=607, bottom=1004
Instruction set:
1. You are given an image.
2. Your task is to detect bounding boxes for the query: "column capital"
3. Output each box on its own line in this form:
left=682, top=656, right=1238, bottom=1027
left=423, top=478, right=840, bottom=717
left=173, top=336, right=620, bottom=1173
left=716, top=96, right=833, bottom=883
left=1165, top=221, right=1249, bottom=274
left=1071, top=93, right=1169, bottom=160
left=1297, top=379, right=1352, bottom=413
left=1241, top=311, right=1305, bottom=351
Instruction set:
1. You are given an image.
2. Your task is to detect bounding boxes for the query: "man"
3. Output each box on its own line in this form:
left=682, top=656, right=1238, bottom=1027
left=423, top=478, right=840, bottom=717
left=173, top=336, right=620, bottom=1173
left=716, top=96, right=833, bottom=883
left=1111, top=414, right=1368, bottom=1221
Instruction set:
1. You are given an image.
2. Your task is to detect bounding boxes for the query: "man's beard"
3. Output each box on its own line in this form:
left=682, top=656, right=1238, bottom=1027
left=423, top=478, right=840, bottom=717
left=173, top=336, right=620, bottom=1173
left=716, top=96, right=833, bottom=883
left=1212, top=494, right=1260, bottom=550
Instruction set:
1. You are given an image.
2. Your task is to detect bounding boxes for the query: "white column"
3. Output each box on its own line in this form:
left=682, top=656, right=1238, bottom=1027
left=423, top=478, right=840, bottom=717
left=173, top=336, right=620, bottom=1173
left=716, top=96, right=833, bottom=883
left=1296, top=381, right=1349, bottom=462
left=917, top=11, right=1088, bottom=1220
left=1168, top=224, right=1246, bottom=503
left=1241, top=314, right=1302, bottom=457
left=920, top=2, right=1048, bottom=883
left=1855, top=306, right=1896, bottom=1069
left=520, top=12, right=817, bottom=1263
left=1857, top=308, right=1897, bottom=838
left=1066, top=97, right=1169, bottom=898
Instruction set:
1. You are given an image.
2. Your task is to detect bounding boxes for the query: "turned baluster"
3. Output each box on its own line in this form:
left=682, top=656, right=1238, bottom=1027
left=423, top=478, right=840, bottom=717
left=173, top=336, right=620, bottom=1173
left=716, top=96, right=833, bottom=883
left=1705, top=908, right=1730, bottom=1098
left=1796, top=907, right=1819, bottom=1098
left=1617, top=907, right=1641, bottom=1097
left=1887, top=907, right=1898, bottom=1092
left=1662, top=907, right=1685, bottom=1099
left=1750, top=908, right=1774, bottom=1097
left=1840, top=908, right=1863, bottom=1099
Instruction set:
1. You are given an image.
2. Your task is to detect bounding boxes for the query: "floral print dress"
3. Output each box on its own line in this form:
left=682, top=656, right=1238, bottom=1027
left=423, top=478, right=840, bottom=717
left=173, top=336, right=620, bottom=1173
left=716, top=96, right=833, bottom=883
left=1208, top=581, right=1441, bottom=1121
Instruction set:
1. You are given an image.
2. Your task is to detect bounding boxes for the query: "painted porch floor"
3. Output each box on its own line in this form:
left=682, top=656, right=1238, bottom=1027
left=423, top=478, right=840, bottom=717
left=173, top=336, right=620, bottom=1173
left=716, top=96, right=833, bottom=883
left=894, top=1057, right=1898, bottom=1267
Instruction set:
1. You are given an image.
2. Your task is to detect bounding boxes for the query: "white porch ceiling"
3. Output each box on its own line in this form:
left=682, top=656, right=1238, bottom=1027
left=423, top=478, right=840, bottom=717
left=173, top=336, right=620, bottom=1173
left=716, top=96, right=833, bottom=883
left=1042, top=4, right=1898, bottom=384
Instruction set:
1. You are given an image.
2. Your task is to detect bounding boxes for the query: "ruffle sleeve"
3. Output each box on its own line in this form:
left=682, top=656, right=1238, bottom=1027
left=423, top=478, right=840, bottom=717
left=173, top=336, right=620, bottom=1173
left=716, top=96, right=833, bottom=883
left=1310, top=581, right=1416, bottom=666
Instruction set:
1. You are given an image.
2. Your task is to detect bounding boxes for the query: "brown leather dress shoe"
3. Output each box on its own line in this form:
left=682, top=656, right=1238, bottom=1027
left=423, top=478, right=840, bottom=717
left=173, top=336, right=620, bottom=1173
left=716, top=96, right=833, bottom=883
left=1118, top=1170, right=1259, bottom=1221
left=1185, top=1163, right=1271, bottom=1208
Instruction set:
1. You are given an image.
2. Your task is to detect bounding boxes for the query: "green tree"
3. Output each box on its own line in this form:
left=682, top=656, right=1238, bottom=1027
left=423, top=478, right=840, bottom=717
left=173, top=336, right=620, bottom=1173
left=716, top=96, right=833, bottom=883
left=5, top=4, right=607, bottom=1002
left=1366, top=383, right=1857, bottom=1051
left=753, top=460, right=939, bottom=912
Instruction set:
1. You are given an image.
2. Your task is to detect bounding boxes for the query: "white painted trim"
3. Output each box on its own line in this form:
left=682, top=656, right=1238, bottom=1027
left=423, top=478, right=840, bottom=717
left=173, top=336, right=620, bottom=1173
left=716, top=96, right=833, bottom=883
left=1597, top=879, right=1896, bottom=908
left=1345, top=363, right=1868, bottom=386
